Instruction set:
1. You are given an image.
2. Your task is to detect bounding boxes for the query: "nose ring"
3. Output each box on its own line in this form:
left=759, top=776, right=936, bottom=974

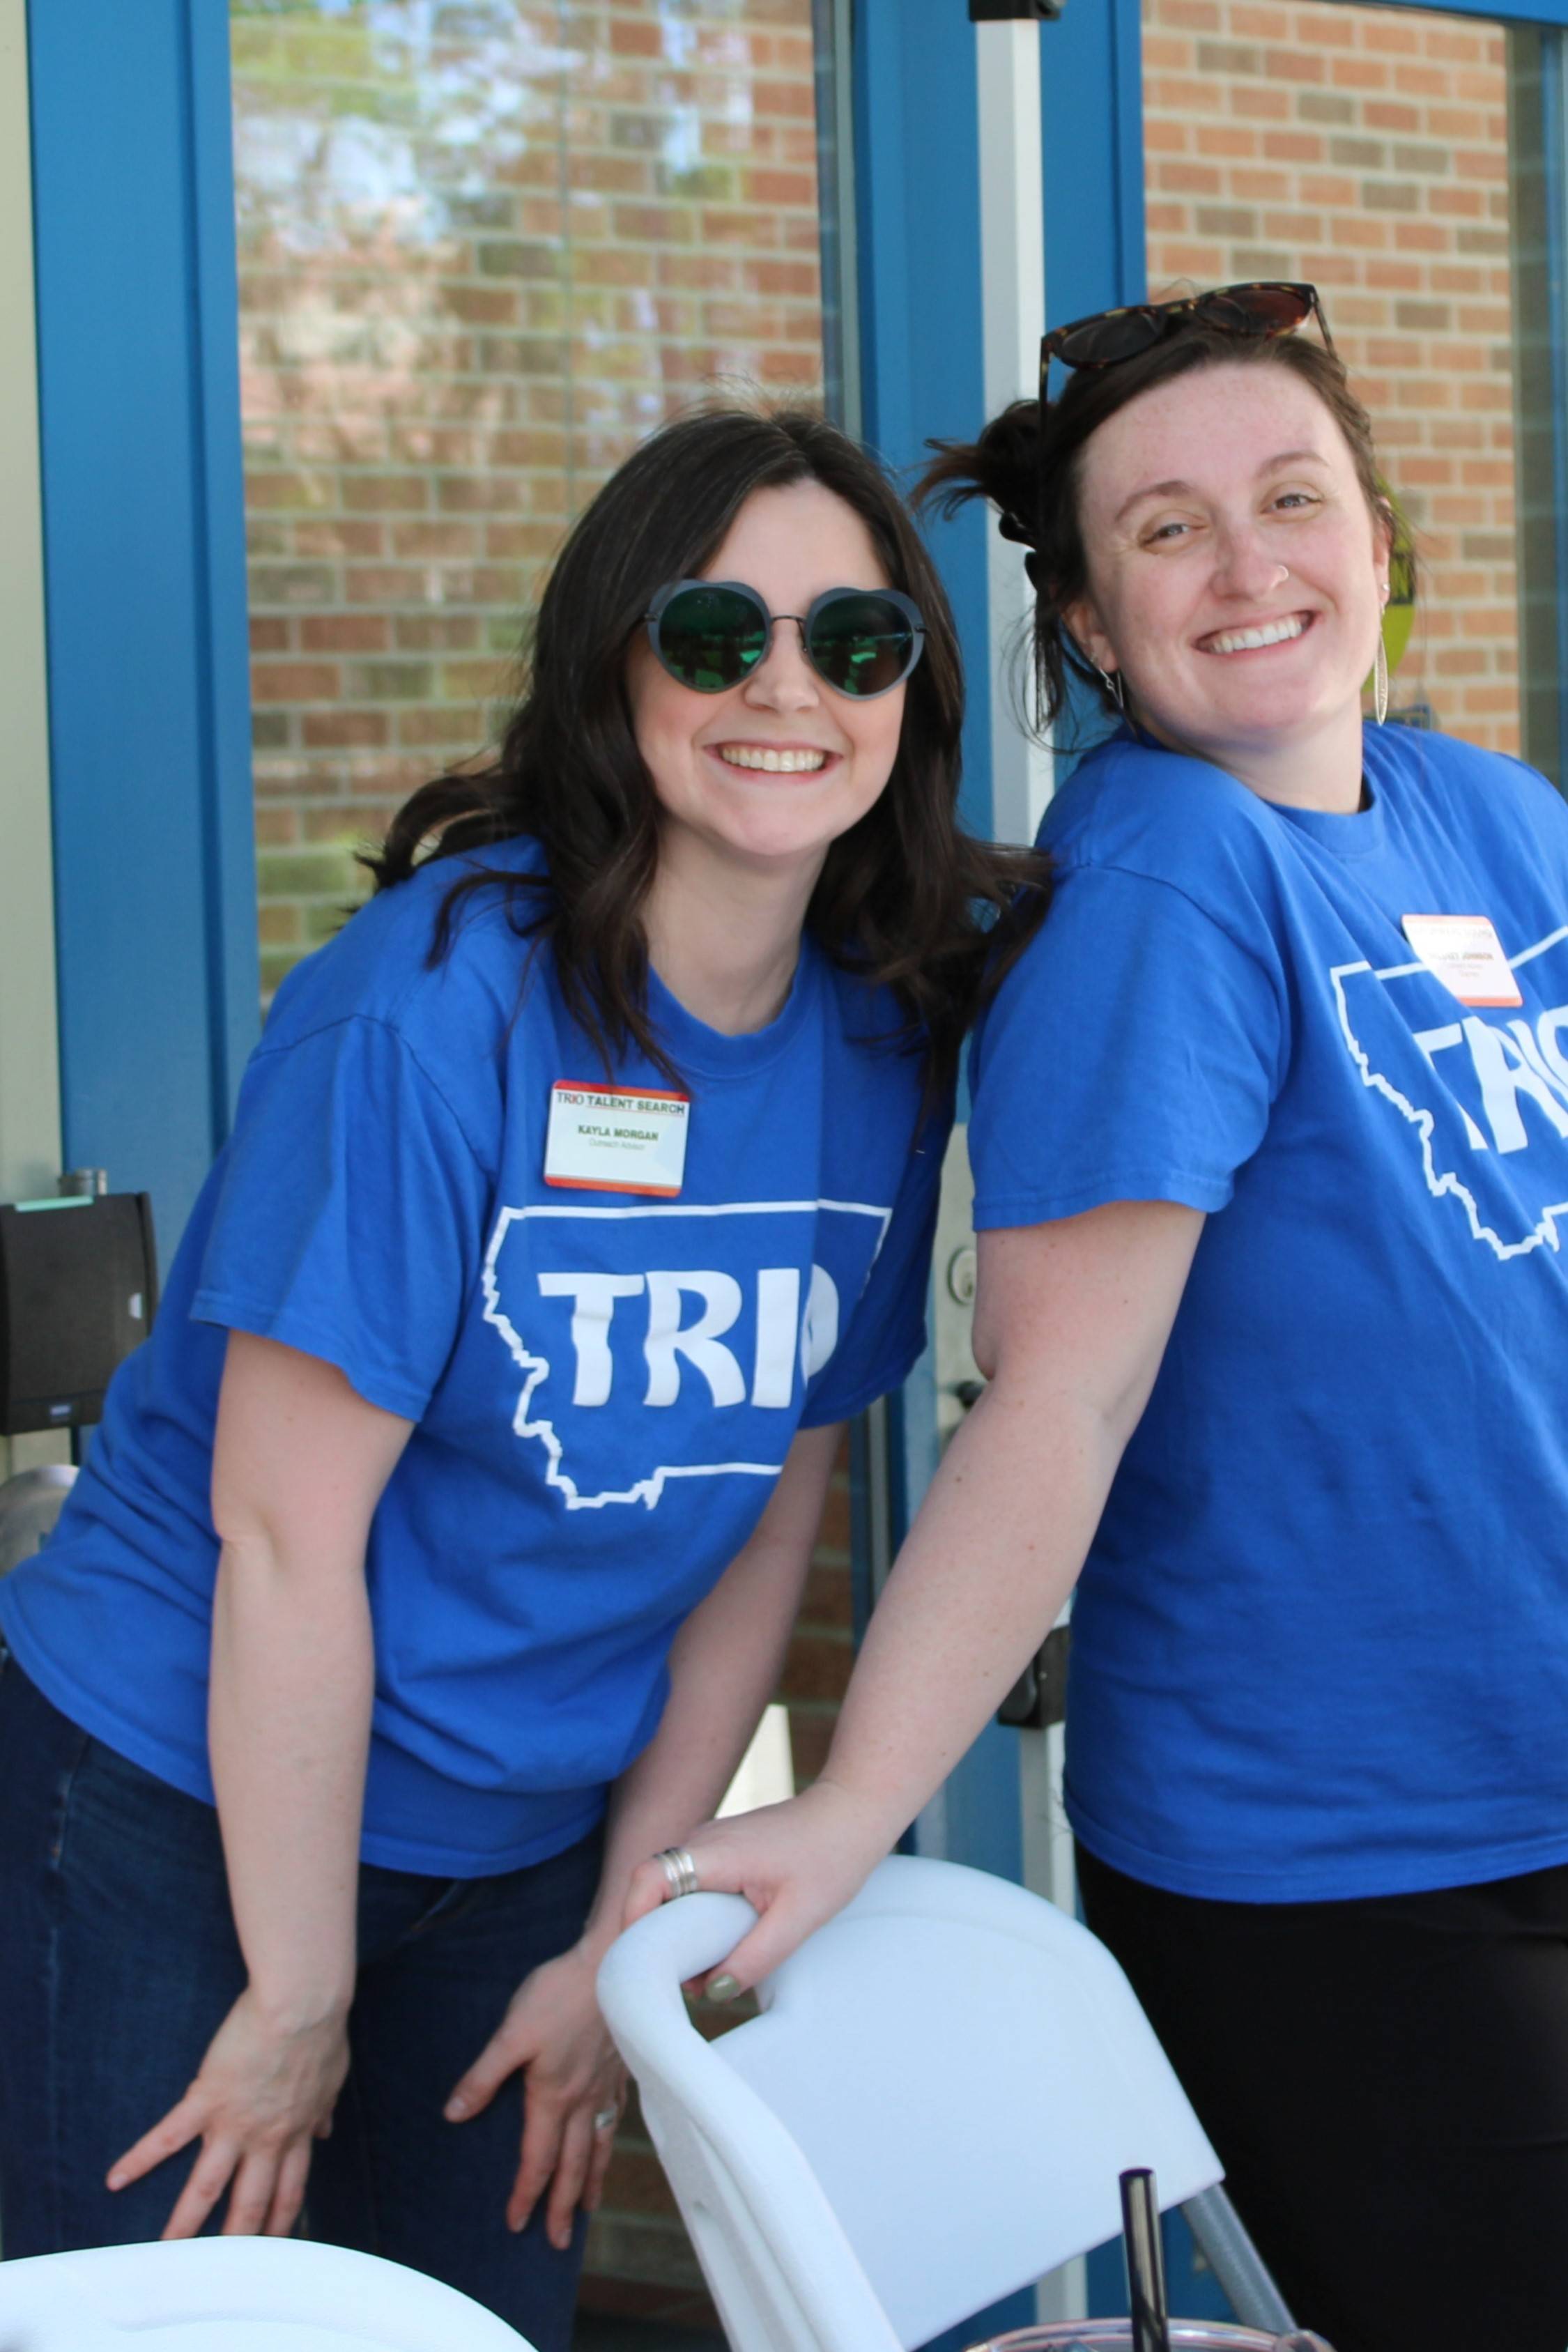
left=1274, top=564, right=1291, bottom=586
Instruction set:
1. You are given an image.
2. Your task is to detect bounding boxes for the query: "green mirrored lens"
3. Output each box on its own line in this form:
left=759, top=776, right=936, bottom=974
left=806, top=594, right=915, bottom=696
left=655, top=586, right=767, bottom=691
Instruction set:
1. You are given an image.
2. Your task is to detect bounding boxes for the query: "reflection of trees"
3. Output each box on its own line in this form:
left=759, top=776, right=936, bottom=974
left=231, top=0, right=808, bottom=459
left=234, top=0, right=824, bottom=1002
left=234, top=3, right=557, bottom=443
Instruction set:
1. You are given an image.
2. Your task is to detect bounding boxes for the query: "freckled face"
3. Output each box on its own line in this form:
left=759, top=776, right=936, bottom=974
left=626, top=479, right=907, bottom=888
left=1066, top=362, right=1392, bottom=767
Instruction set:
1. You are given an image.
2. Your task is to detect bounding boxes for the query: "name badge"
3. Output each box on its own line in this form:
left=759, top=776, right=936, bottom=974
left=544, top=1083, right=690, bottom=1197
left=1400, top=913, right=1523, bottom=1009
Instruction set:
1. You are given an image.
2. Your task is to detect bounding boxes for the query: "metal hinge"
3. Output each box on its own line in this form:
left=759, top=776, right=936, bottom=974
left=997, top=1622, right=1072, bottom=1729
left=969, top=1, right=1067, bottom=21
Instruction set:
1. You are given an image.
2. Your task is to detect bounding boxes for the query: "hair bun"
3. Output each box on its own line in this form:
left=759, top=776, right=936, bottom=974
left=916, top=398, right=1040, bottom=541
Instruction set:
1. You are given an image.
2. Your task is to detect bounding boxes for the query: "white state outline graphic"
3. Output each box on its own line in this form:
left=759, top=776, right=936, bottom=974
left=482, top=1197, right=894, bottom=1509
left=1331, top=922, right=1568, bottom=1262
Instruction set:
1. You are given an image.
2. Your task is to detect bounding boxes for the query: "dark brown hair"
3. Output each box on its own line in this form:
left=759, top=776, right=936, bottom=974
left=918, top=324, right=1404, bottom=736
left=367, top=404, right=1045, bottom=1093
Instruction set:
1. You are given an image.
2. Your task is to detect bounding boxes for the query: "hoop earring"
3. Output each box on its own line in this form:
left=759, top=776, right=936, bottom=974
left=1096, top=663, right=1126, bottom=714
left=1374, top=629, right=1389, bottom=728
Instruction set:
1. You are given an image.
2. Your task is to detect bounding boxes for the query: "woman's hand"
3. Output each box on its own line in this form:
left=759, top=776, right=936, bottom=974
left=622, top=1778, right=898, bottom=2001
left=444, top=1943, right=627, bottom=2250
left=107, top=1985, right=349, bottom=2238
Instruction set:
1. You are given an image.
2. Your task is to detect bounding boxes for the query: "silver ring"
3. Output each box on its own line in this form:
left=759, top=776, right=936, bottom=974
left=654, top=1844, right=700, bottom=1900
left=593, top=2104, right=619, bottom=2134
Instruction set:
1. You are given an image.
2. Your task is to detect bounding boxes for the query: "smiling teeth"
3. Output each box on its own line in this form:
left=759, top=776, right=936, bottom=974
left=1207, top=615, right=1307, bottom=655
left=718, top=746, right=827, bottom=772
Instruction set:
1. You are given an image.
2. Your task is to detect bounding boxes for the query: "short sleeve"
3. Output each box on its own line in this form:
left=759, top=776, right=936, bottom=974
left=799, top=1093, right=951, bottom=1427
left=192, top=1016, right=492, bottom=1420
left=970, top=863, right=1286, bottom=1230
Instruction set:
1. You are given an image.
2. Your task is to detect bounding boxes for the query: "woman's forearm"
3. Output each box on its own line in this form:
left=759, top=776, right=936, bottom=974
left=815, top=1378, right=1121, bottom=1845
left=208, top=1531, right=374, bottom=2027
left=579, top=1422, right=841, bottom=1954
left=813, top=1204, right=1205, bottom=1847
left=206, top=1335, right=414, bottom=2032
left=582, top=1580, right=794, bottom=1951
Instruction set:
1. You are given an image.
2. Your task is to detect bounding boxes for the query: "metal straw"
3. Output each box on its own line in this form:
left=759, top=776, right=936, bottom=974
left=1120, top=2167, right=1171, bottom=2352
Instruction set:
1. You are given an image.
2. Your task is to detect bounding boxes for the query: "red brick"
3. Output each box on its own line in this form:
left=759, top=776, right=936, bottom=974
left=301, top=615, right=390, bottom=654
left=608, top=17, right=661, bottom=58
left=294, top=521, right=384, bottom=558
left=1265, top=47, right=1325, bottom=84
left=345, top=567, right=425, bottom=604
left=340, top=474, right=430, bottom=514
left=1231, top=81, right=1290, bottom=119
left=801, top=1563, right=853, bottom=1633
left=302, top=711, right=391, bottom=748
left=252, top=661, right=339, bottom=703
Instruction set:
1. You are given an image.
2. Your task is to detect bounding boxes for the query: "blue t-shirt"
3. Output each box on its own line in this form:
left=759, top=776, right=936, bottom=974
left=1, top=840, right=942, bottom=1874
left=971, top=722, right=1568, bottom=1903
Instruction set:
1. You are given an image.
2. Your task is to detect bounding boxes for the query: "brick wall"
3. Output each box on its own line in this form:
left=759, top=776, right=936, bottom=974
left=1141, top=0, right=1520, bottom=751
left=232, top=0, right=824, bottom=1002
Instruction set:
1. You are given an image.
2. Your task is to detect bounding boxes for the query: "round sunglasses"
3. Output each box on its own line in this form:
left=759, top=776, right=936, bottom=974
left=1040, top=281, right=1332, bottom=387
left=643, top=579, right=925, bottom=700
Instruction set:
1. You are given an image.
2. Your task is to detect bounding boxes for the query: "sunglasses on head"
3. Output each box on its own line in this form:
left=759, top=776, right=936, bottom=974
left=1040, top=281, right=1334, bottom=392
left=643, top=579, right=925, bottom=700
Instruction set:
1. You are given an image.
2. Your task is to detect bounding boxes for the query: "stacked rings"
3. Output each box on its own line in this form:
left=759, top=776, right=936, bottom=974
left=655, top=1845, right=700, bottom=1900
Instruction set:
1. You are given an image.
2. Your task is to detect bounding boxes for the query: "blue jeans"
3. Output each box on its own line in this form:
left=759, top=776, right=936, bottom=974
left=0, top=1643, right=604, bottom=2351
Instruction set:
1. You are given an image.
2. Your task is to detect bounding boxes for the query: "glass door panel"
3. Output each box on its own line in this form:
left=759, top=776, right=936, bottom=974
left=1140, top=0, right=1552, bottom=772
left=231, top=0, right=828, bottom=1002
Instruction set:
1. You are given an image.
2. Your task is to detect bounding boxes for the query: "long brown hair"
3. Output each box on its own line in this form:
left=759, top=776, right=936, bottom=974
left=367, top=405, right=1045, bottom=1093
left=918, top=324, right=1404, bottom=737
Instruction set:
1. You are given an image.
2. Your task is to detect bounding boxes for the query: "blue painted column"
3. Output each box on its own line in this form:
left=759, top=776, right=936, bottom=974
left=852, top=0, right=1026, bottom=1882
left=852, top=8, right=1029, bottom=2343
left=853, top=0, right=993, bottom=843
left=29, top=0, right=257, bottom=1253
left=1041, top=0, right=1147, bottom=325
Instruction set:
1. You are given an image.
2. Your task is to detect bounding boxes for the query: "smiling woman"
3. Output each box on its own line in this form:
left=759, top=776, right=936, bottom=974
left=1061, top=362, right=1392, bottom=810
left=625, top=482, right=910, bottom=992
left=633, top=314, right=1568, bottom=2352
left=368, top=406, right=1032, bottom=1097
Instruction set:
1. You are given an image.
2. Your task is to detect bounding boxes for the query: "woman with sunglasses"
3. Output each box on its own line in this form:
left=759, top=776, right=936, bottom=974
left=0, top=407, right=1038, bottom=2343
left=638, top=291, right=1568, bottom=2352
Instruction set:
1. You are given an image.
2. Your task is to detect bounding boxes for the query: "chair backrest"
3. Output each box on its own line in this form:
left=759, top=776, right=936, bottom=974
left=0, top=2236, right=535, bottom=2351
left=598, top=1854, right=1222, bottom=2352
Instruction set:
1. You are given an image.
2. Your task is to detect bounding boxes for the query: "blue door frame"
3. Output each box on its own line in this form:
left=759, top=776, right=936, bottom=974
left=27, top=0, right=256, bottom=1254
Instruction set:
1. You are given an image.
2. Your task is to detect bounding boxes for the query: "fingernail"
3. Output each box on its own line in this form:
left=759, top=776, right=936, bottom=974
left=707, top=1973, right=741, bottom=2004
left=444, top=2097, right=468, bottom=2121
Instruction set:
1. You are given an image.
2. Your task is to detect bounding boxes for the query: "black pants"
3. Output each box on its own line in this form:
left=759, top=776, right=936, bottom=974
left=1077, top=1843, right=1568, bottom=2352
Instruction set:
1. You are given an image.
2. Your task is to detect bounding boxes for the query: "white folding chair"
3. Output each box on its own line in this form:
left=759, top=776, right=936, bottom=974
left=597, top=1853, right=1296, bottom=2352
left=0, top=2236, right=537, bottom=2351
